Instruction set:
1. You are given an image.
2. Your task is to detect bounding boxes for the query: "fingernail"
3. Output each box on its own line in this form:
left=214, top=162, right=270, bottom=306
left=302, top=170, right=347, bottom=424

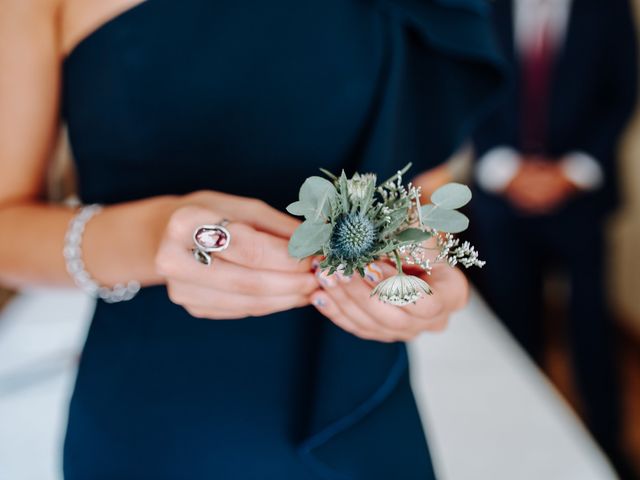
left=311, top=257, right=323, bottom=272
left=336, top=265, right=352, bottom=284
left=337, top=272, right=353, bottom=283
left=316, top=269, right=338, bottom=288
left=379, top=262, right=399, bottom=275
left=363, top=263, right=384, bottom=284
left=313, top=296, right=328, bottom=308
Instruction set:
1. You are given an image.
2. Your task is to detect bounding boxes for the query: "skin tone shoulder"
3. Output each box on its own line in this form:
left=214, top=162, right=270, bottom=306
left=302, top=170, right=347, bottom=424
left=0, top=0, right=468, bottom=342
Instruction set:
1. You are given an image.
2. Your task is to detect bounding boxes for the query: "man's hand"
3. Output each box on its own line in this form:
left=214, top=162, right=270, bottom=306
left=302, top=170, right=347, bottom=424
left=504, top=157, right=577, bottom=215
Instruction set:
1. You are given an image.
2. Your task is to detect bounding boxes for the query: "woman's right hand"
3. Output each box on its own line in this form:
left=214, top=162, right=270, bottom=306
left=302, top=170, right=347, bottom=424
left=155, top=192, right=317, bottom=319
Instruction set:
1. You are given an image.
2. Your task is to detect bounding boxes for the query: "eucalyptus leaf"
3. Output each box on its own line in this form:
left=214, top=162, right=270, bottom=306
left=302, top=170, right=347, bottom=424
left=394, top=228, right=433, bottom=243
left=430, top=183, right=472, bottom=210
left=286, top=201, right=309, bottom=217
left=381, top=207, right=409, bottom=236
left=421, top=205, right=469, bottom=233
left=286, top=176, right=336, bottom=222
left=288, top=220, right=332, bottom=259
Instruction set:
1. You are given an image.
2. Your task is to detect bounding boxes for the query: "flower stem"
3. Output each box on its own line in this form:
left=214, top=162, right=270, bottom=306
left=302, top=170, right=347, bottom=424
left=414, top=188, right=424, bottom=228
left=380, top=163, right=413, bottom=187
left=392, top=250, right=404, bottom=274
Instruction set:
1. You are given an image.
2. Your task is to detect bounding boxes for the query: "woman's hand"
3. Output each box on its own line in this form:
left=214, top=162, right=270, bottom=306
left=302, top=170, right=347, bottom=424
left=155, top=192, right=317, bottom=319
left=310, top=261, right=469, bottom=342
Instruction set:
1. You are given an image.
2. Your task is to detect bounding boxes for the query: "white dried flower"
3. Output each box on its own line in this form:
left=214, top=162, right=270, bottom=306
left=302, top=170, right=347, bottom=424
left=449, top=240, right=485, bottom=268
left=347, top=173, right=376, bottom=202
left=371, top=273, right=432, bottom=306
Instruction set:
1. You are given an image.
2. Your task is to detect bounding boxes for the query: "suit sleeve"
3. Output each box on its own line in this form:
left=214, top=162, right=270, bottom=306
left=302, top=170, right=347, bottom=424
left=579, top=0, right=638, bottom=188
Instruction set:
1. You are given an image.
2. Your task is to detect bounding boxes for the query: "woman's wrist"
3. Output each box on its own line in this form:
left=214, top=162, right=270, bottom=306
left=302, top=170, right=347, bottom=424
left=81, top=195, right=182, bottom=288
left=0, top=191, right=261, bottom=291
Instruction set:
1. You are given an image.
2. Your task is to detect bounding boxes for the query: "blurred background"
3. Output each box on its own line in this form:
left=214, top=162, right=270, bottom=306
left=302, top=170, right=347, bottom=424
left=2, top=0, right=640, bottom=479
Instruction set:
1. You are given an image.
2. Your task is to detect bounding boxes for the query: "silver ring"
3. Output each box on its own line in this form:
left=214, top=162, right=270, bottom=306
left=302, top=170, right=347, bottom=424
left=192, top=220, right=231, bottom=266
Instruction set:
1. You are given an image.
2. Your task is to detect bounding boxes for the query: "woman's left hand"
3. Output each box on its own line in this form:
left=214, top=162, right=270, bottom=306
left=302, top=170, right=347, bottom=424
left=310, top=261, right=469, bottom=343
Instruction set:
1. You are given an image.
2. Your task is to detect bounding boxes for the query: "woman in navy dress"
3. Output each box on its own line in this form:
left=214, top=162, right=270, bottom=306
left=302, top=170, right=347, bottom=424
left=0, top=0, right=503, bottom=478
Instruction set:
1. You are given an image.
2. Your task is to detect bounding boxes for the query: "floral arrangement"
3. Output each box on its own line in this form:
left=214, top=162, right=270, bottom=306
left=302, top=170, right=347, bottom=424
left=287, top=164, right=485, bottom=306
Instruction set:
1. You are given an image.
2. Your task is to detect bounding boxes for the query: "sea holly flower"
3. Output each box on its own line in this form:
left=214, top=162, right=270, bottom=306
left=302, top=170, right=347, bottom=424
left=330, top=213, right=377, bottom=260
left=287, top=163, right=485, bottom=305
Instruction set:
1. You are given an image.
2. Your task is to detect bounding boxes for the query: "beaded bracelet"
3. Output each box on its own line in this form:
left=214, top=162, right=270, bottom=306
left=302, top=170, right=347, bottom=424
left=64, top=204, right=141, bottom=303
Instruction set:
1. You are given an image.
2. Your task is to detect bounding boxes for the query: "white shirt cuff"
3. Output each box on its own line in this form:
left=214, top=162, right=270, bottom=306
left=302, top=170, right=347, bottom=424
left=475, top=147, right=522, bottom=193
left=559, top=152, right=604, bottom=191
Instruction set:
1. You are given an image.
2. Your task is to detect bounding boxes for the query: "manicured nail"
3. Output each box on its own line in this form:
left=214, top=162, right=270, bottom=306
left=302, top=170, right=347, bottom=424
left=313, top=296, right=328, bottom=308
left=337, top=272, right=352, bottom=283
left=311, top=257, right=323, bottom=272
left=363, top=263, right=384, bottom=284
left=336, top=265, right=352, bottom=284
left=316, top=269, right=338, bottom=288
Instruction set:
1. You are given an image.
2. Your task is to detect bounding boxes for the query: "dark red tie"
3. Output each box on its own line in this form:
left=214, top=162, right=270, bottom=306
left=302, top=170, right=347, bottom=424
left=521, top=14, right=554, bottom=154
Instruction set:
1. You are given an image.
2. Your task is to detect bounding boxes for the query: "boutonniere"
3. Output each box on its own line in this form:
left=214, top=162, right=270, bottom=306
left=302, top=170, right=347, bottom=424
left=287, top=163, right=485, bottom=306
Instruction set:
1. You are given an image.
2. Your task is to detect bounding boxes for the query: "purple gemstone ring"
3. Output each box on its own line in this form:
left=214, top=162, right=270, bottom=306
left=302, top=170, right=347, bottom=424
left=192, top=220, right=231, bottom=266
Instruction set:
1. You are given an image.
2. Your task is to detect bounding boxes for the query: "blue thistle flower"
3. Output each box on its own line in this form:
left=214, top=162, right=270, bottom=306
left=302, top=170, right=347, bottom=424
left=330, top=213, right=377, bottom=260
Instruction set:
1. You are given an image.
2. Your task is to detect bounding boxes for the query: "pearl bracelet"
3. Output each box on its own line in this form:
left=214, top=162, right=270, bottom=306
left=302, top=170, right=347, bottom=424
left=64, top=204, right=141, bottom=303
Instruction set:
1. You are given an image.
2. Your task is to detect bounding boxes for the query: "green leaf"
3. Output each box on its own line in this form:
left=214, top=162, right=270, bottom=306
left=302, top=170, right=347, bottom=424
left=430, top=183, right=472, bottom=210
left=288, top=220, right=332, bottom=259
left=380, top=207, right=409, bottom=236
left=394, top=228, right=433, bottom=243
left=338, top=171, right=350, bottom=212
left=286, top=201, right=309, bottom=217
left=421, top=205, right=469, bottom=233
left=286, top=176, right=337, bottom=222
left=358, top=180, right=376, bottom=216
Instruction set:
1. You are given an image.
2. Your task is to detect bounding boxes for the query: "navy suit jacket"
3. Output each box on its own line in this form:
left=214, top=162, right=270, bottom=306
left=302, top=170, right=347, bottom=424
left=473, top=0, right=638, bottom=214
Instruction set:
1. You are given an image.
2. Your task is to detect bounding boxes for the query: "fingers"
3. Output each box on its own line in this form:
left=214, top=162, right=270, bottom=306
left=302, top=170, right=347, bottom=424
left=159, top=249, right=318, bottom=298
left=310, top=291, right=398, bottom=342
left=359, top=262, right=446, bottom=323
left=505, top=165, right=574, bottom=214
left=311, top=261, right=459, bottom=341
left=322, top=278, right=403, bottom=340
left=168, top=280, right=310, bottom=319
left=219, top=223, right=310, bottom=272
left=243, top=199, right=301, bottom=238
left=158, top=202, right=315, bottom=321
left=188, top=192, right=301, bottom=238
left=339, top=276, right=415, bottom=334
left=311, top=268, right=418, bottom=341
left=421, top=263, right=469, bottom=312
left=165, top=205, right=311, bottom=272
left=157, top=235, right=317, bottom=296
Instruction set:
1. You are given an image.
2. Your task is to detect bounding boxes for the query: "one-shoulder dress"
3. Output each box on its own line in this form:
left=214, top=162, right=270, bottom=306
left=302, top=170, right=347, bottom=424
left=61, top=0, right=504, bottom=478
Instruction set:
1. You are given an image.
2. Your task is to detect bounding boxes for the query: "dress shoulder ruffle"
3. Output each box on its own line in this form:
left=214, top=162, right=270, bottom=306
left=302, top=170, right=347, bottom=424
left=299, top=1, right=506, bottom=477
left=357, top=0, right=507, bottom=177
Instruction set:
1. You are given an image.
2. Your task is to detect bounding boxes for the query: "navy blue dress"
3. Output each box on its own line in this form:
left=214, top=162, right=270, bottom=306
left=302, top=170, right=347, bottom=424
left=61, top=1, right=504, bottom=478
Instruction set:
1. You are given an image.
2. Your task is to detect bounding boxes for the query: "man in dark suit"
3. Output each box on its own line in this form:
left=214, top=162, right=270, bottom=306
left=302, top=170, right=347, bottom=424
left=472, top=0, right=637, bottom=474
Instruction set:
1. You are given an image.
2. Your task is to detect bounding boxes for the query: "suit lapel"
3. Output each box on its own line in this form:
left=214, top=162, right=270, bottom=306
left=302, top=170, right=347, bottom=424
left=492, top=0, right=520, bottom=146
left=493, top=0, right=516, bottom=64
left=548, top=0, right=587, bottom=150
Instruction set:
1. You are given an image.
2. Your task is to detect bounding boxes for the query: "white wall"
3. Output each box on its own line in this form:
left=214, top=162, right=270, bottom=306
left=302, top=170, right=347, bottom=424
left=609, top=0, right=640, bottom=335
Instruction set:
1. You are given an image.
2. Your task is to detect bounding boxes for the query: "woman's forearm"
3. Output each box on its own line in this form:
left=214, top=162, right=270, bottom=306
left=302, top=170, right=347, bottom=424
left=0, top=196, right=180, bottom=289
